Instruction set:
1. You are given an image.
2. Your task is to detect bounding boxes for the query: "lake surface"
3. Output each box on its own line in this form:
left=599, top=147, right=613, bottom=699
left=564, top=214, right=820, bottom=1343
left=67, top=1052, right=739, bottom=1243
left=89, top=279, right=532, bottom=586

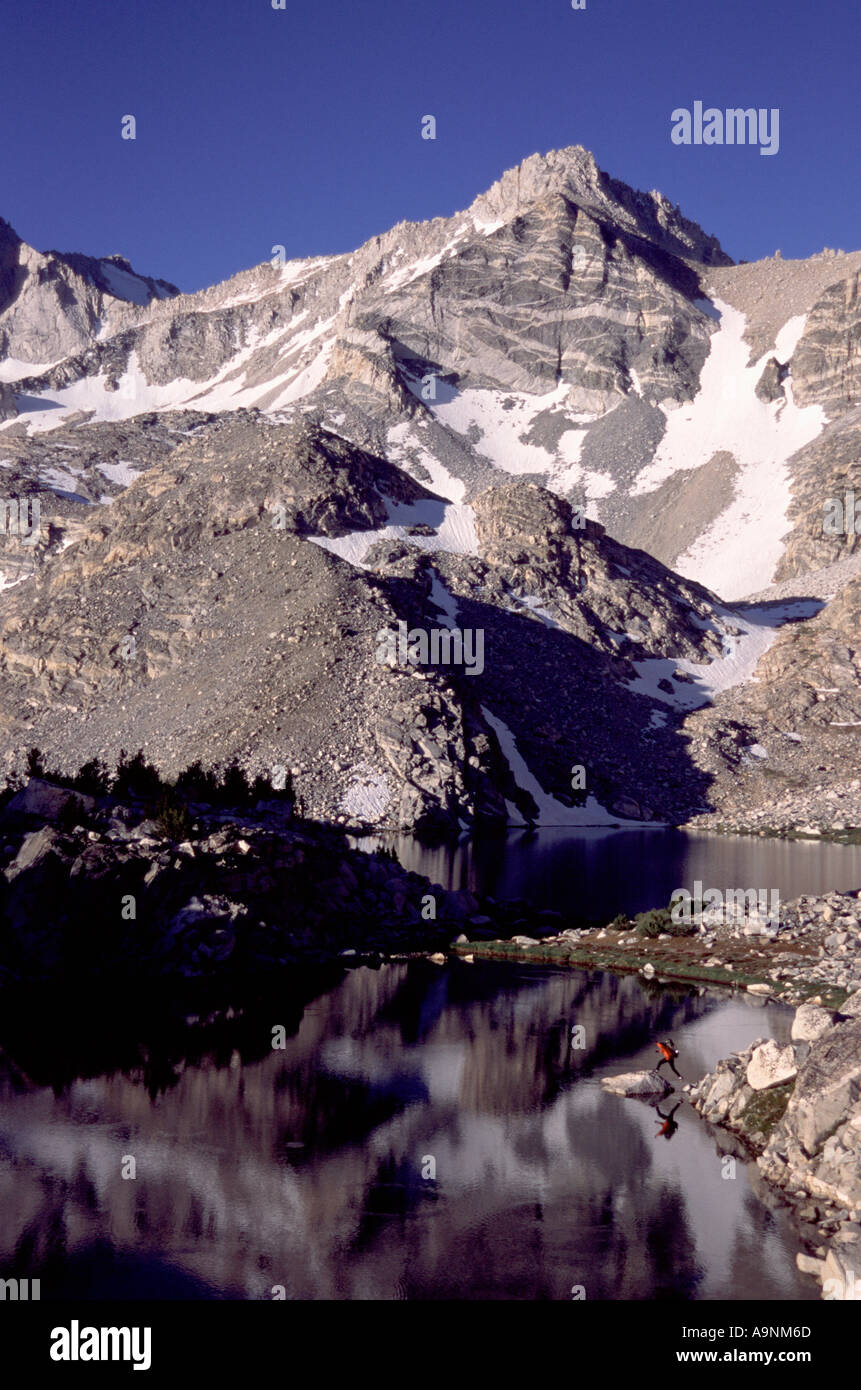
left=361, top=827, right=861, bottom=921
left=0, top=956, right=818, bottom=1301
left=4, top=829, right=853, bottom=1302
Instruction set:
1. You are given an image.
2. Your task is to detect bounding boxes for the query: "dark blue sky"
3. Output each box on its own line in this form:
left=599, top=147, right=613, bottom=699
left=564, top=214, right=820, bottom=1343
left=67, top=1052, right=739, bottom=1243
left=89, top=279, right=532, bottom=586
left=2, top=0, right=857, bottom=291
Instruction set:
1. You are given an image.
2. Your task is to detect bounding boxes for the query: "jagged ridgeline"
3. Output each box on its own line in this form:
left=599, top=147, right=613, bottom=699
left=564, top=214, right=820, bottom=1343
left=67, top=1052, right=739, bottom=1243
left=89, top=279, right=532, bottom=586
left=1, top=145, right=860, bottom=833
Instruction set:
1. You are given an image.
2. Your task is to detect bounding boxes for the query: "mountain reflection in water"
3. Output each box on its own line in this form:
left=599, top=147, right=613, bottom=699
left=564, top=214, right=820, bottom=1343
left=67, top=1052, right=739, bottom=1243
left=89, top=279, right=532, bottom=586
left=0, top=960, right=816, bottom=1300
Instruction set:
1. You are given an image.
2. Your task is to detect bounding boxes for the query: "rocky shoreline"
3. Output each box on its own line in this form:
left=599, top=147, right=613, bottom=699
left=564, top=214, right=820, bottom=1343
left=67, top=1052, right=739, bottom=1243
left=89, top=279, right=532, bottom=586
left=452, top=886, right=861, bottom=1009
left=685, top=1000, right=861, bottom=1301
left=681, top=814, right=861, bottom=844
left=0, top=777, right=568, bottom=989
left=4, top=776, right=861, bottom=1010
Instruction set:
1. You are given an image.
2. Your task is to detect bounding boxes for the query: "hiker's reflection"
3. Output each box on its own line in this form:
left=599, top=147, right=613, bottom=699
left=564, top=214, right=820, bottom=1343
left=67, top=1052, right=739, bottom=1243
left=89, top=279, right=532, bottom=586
left=654, top=1100, right=681, bottom=1141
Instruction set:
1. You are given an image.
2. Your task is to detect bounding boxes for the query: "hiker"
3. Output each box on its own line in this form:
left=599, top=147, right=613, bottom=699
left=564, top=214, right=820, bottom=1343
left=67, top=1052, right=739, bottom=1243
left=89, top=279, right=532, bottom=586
left=655, top=1037, right=682, bottom=1080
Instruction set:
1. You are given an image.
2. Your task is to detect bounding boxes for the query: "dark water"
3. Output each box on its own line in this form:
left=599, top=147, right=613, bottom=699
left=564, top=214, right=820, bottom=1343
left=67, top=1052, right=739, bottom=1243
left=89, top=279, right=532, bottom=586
left=4, top=829, right=851, bottom=1302
left=360, top=827, right=861, bottom=921
left=0, top=957, right=817, bottom=1301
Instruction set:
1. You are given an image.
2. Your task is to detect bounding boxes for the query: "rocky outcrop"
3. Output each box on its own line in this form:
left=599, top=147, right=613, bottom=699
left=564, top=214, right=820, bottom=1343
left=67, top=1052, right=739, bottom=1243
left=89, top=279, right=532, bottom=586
left=754, top=355, right=785, bottom=403
left=682, top=577, right=861, bottom=832
left=687, top=996, right=861, bottom=1299
left=0, top=793, right=512, bottom=986
left=0, top=215, right=177, bottom=366
left=775, top=406, right=861, bottom=581
left=779, top=1015, right=861, bottom=1157
left=792, top=269, right=861, bottom=416
left=466, top=481, right=725, bottom=660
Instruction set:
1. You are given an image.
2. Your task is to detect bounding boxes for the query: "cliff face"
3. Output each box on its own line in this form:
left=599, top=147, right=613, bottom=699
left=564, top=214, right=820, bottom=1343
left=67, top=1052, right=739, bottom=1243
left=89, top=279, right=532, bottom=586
left=0, top=215, right=178, bottom=366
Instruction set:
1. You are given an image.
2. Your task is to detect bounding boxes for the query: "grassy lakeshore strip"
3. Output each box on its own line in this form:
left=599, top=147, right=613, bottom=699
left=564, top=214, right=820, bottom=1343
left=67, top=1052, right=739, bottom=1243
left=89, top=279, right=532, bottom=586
left=449, top=931, right=850, bottom=1012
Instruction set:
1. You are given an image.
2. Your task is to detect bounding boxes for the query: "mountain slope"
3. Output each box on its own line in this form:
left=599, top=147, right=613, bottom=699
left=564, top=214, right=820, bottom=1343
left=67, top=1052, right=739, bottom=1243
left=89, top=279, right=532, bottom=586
left=3, top=150, right=860, bottom=605
left=0, top=413, right=774, bottom=830
left=1, top=147, right=860, bottom=831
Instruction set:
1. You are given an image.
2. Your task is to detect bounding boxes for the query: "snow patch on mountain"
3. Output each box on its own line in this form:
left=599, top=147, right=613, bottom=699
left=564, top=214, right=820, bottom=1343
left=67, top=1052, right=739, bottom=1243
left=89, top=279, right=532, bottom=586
left=774, top=314, right=808, bottom=362
left=266, top=340, right=335, bottom=409
left=385, top=226, right=470, bottom=291
left=694, top=296, right=721, bottom=322
left=428, top=382, right=568, bottom=474
left=339, top=764, right=391, bottom=821
left=472, top=216, right=505, bottom=236
left=0, top=356, right=61, bottom=382
left=97, top=459, right=143, bottom=487
left=98, top=260, right=154, bottom=306
left=626, top=598, right=824, bottom=709
left=12, top=352, right=219, bottom=432
left=386, top=423, right=467, bottom=504
left=308, top=493, right=477, bottom=570
left=429, top=569, right=460, bottom=627
left=407, top=379, right=611, bottom=501
left=632, top=302, right=826, bottom=599
left=481, top=706, right=642, bottom=827
left=7, top=315, right=334, bottom=432
left=218, top=256, right=338, bottom=309
left=508, top=594, right=563, bottom=630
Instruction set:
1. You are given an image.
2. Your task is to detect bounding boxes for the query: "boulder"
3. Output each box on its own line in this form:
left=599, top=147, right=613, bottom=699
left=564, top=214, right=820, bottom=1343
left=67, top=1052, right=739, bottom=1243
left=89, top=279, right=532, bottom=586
left=754, top=355, right=785, bottom=403
left=840, top=988, right=861, bottom=1018
left=601, top=1070, right=673, bottom=1097
left=3, top=825, right=65, bottom=881
left=785, top=1018, right=861, bottom=1156
left=4, top=778, right=96, bottom=823
left=822, top=1248, right=861, bottom=1300
left=746, top=1040, right=797, bottom=1091
left=792, top=1003, right=836, bottom=1043
left=0, top=382, right=17, bottom=422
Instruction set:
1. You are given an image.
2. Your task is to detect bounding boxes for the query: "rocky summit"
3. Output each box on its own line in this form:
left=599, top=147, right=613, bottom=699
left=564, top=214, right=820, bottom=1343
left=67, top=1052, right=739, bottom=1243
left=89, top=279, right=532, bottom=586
left=1, top=145, right=860, bottom=834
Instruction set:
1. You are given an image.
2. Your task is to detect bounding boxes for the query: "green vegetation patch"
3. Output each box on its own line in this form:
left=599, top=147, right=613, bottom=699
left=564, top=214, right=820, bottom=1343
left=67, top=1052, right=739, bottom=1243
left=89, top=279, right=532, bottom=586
left=635, top=906, right=695, bottom=938
left=740, top=1080, right=794, bottom=1142
left=154, top=792, right=195, bottom=843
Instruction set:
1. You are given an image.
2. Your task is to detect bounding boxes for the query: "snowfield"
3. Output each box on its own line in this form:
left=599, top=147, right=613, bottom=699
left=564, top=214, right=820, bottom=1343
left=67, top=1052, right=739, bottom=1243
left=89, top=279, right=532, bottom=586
left=625, top=598, right=823, bottom=710
left=308, top=493, right=478, bottom=570
left=632, top=301, right=826, bottom=599
left=2, top=289, right=825, bottom=609
left=98, top=260, right=157, bottom=306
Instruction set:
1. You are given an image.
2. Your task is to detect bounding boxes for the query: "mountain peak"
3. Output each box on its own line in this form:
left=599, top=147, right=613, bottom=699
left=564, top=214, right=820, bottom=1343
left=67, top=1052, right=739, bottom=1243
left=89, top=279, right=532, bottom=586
left=469, top=144, right=732, bottom=266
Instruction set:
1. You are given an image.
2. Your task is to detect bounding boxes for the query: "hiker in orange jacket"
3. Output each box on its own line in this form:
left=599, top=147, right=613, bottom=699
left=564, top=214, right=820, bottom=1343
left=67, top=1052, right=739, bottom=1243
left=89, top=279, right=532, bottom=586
left=655, top=1038, right=682, bottom=1079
